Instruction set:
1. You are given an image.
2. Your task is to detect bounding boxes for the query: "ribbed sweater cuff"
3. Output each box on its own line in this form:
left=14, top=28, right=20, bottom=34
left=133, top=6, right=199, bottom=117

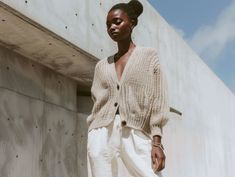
left=151, top=126, right=163, bottom=138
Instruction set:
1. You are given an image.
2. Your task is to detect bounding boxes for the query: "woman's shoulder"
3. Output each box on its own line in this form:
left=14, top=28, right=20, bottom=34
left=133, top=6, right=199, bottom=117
left=135, top=46, right=159, bottom=64
left=95, top=56, right=110, bottom=69
left=136, top=46, right=159, bottom=56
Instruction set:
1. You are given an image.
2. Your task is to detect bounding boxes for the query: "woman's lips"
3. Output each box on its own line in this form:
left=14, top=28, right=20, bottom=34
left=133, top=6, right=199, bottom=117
left=111, top=32, right=119, bottom=36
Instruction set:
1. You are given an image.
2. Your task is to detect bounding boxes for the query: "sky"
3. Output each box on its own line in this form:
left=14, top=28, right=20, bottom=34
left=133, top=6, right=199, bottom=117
left=148, top=0, right=235, bottom=95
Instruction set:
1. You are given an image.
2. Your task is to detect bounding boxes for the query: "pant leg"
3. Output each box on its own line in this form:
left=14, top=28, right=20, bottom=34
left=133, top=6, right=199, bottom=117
left=120, top=128, right=163, bottom=177
left=87, top=115, right=122, bottom=177
left=87, top=126, right=113, bottom=177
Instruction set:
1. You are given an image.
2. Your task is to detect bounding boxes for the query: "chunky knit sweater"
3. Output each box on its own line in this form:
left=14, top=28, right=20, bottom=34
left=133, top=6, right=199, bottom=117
left=87, top=46, right=169, bottom=138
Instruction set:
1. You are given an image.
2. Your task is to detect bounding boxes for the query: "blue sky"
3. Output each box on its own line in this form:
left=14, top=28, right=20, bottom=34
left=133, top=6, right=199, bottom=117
left=149, top=0, right=235, bottom=95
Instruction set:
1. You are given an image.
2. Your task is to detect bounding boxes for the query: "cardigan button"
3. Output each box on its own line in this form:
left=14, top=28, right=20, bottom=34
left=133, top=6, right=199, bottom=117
left=114, top=102, right=118, bottom=107
left=117, top=85, right=120, bottom=90
left=121, top=121, right=127, bottom=126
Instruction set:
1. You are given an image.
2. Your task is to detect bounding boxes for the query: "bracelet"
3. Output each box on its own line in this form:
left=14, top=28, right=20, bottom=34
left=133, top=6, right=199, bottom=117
left=152, top=142, right=164, bottom=151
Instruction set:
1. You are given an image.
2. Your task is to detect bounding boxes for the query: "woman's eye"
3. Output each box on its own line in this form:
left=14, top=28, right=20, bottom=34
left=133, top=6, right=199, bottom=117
left=115, top=20, right=122, bottom=25
left=106, top=19, right=122, bottom=28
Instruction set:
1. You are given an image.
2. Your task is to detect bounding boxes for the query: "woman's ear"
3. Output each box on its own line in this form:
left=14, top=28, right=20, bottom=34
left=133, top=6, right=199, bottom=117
left=130, top=19, right=135, bottom=30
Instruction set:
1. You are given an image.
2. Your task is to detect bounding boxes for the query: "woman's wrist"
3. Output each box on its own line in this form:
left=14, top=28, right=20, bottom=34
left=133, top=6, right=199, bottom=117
left=152, top=142, right=164, bottom=151
left=152, top=135, right=161, bottom=143
left=152, top=135, right=164, bottom=151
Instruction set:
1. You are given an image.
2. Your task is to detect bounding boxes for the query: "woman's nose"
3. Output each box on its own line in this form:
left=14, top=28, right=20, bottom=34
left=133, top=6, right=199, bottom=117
left=110, top=28, right=115, bottom=33
left=109, top=24, right=116, bottom=32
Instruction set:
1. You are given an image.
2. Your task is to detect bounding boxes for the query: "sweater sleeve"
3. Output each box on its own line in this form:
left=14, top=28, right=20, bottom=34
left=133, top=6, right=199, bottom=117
left=150, top=51, right=169, bottom=138
left=86, top=61, right=101, bottom=126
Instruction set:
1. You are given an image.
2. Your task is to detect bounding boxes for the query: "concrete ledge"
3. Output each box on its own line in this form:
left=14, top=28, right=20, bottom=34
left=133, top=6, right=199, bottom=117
left=0, top=2, right=99, bottom=92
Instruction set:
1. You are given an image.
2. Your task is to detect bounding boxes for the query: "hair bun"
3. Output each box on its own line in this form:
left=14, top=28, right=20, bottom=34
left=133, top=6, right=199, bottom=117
left=128, top=0, right=143, bottom=18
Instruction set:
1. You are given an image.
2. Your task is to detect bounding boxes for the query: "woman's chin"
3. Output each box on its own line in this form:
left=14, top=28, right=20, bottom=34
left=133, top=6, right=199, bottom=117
left=111, top=36, right=127, bottom=42
left=110, top=36, right=119, bottom=41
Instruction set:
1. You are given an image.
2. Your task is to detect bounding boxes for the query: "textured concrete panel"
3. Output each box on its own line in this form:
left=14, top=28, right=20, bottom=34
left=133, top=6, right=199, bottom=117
left=0, top=3, right=98, bottom=90
left=0, top=45, right=79, bottom=177
left=0, top=89, right=44, bottom=177
left=44, top=71, right=77, bottom=112
left=0, top=45, right=78, bottom=111
left=77, top=113, right=89, bottom=177
left=41, top=103, right=78, bottom=177
left=0, top=89, right=79, bottom=177
left=0, top=46, right=45, bottom=100
left=0, top=0, right=111, bottom=59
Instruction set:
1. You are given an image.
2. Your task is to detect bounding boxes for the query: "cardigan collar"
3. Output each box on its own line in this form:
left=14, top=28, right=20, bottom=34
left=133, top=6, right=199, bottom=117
left=109, top=46, right=139, bottom=85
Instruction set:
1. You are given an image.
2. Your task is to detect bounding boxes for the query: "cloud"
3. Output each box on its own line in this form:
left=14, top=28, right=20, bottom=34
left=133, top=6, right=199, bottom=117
left=189, top=0, right=235, bottom=62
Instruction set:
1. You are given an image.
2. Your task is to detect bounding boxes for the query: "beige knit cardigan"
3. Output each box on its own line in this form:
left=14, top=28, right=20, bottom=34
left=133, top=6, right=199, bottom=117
left=87, top=46, right=169, bottom=138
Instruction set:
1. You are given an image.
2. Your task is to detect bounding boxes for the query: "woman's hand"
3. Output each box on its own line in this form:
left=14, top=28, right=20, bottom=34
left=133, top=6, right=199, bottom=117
left=151, top=136, right=165, bottom=172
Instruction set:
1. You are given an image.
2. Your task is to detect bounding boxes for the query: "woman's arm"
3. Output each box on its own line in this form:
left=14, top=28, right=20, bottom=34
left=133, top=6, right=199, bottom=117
left=149, top=51, right=169, bottom=172
left=87, top=62, right=101, bottom=126
left=149, top=51, right=169, bottom=138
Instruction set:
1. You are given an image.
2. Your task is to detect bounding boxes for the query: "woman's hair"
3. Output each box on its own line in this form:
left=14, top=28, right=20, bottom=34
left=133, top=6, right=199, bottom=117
left=109, top=0, right=143, bottom=26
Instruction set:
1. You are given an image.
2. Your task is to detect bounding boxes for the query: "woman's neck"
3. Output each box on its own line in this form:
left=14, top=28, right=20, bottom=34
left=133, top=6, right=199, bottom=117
left=117, top=38, right=135, bottom=57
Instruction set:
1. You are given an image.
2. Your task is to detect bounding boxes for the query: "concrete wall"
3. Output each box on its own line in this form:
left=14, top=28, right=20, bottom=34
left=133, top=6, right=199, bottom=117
left=0, top=45, right=81, bottom=177
left=0, top=0, right=235, bottom=177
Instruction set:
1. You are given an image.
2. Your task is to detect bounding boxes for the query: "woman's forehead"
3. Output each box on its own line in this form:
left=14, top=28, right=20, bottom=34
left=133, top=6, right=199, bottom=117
left=107, top=9, right=128, bottom=20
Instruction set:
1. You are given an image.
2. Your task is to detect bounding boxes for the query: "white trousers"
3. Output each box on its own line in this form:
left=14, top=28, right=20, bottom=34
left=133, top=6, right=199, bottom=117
left=87, top=114, right=163, bottom=177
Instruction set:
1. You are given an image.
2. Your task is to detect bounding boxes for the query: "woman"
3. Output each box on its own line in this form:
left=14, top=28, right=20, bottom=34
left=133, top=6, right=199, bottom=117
left=87, top=0, right=169, bottom=176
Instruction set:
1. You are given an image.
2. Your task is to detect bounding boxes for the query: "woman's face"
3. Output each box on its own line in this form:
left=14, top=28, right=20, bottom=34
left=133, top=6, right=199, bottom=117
left=106, top=9, right=134, bottom=42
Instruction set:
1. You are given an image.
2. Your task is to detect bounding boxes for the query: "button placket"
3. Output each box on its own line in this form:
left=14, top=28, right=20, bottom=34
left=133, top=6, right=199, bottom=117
left=114, top=83, right=126, bottom=125
left=114, top=83, right=120, bottom=109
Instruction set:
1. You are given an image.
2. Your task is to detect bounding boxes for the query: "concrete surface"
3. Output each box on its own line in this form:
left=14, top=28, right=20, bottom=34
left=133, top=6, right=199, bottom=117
left=0, top=0, right=235, bottom=177
left=0, top=2, right=98, bottom=92
left=0, top=46, right=79, bottom=177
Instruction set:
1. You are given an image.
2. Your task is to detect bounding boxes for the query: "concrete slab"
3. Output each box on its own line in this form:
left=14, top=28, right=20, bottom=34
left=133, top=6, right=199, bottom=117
left=77, top=113, right=89, bottom=177
left=0, top=45, right=80, bottom=177
left=0, top=89, right=44, bottom=177
left=0, top=2, right=98, bottom=91
left=0, top=46, right=45, bottom=100
left=41, top=103, right=78, bottom=177
left=44, top=70, right=77, bottom=112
